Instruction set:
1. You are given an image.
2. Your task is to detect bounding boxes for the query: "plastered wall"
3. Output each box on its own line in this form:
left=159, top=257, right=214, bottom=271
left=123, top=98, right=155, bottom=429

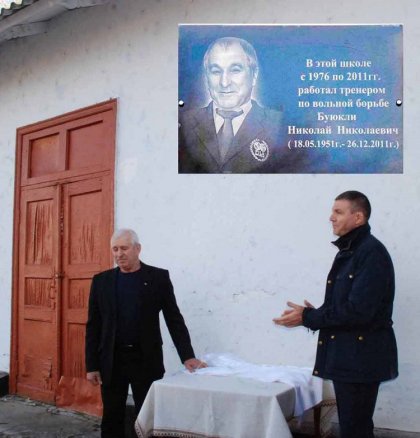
left=0, top=0, right=419, bottom=431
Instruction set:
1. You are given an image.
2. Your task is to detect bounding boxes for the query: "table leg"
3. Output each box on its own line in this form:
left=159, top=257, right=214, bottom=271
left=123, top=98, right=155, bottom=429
left=313, top=404, right=321, bottom=438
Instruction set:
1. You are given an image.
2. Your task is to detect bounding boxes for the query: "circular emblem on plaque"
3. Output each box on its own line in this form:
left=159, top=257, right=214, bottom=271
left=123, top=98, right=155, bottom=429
left=250, top=139, right=269, bottom=162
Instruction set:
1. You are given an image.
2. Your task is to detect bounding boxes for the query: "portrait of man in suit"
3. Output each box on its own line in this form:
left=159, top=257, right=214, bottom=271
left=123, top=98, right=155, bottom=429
left=178, top=36, right=306, bottom=174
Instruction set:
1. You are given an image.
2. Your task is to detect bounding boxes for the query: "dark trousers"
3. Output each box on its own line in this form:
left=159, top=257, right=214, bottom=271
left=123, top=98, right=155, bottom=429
left=333, top=381, right=380, bottom=438
left=101, top=348, right=160, bottom=438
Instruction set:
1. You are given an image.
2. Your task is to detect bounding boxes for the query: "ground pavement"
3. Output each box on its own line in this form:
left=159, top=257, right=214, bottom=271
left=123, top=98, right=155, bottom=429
left=0, top=395, right=419, bottom=438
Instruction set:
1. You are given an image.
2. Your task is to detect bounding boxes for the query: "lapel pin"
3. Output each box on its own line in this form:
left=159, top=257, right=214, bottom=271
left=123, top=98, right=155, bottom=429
left=250, top=138, right=269, bottom=162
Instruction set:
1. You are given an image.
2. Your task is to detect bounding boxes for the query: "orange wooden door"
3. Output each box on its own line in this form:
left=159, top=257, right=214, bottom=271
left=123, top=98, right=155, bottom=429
left=57, top=176, right=112, bottom=415
left=12, top=100, right=116, bottom=415
left=17, top=185, right=60, bottom=403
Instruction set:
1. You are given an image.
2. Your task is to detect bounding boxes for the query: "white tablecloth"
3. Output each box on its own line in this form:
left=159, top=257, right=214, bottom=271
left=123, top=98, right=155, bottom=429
left=135, top=373, right=297, bottom=438
left=186, top=353, right=323, bottom=417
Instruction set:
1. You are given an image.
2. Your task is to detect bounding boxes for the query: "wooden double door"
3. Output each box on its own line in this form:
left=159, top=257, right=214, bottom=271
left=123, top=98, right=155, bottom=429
left=12, top=100, right=116, bottom=414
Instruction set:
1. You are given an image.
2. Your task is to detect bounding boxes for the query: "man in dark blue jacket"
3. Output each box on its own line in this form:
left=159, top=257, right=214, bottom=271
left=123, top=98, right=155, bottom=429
left=274, top=191, right=398, bottom=438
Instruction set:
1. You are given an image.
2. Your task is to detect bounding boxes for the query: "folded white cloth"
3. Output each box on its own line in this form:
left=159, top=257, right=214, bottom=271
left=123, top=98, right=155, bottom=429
left=184, top=353, right=323, bottom=416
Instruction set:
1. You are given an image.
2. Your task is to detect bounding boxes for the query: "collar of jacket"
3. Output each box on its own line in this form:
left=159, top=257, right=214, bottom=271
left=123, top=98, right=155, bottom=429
left=112, top=260, right=153, bottom=277
left=332, top=223, right=371, bottom=251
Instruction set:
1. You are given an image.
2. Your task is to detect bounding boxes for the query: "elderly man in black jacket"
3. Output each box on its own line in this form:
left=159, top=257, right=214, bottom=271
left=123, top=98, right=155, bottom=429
left=274, top=191, right=398, bottom=438
left=86, top=229, right=205, bottom=438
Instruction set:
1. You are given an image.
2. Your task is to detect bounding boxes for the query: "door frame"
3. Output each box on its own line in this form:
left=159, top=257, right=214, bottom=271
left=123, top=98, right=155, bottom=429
left=10, top=99, right=117, bottom=395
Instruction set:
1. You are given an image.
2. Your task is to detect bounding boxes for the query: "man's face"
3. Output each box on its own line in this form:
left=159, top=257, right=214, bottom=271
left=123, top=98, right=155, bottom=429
left=111, top=233, right=141, bottom=272
left=330, top=199, right=364, bottom=237
left=205, top=43, right=256, bottom=110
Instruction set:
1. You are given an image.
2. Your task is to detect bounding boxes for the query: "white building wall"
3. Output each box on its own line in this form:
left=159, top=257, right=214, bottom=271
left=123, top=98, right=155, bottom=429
left=0, top=0, right=419, bottom=431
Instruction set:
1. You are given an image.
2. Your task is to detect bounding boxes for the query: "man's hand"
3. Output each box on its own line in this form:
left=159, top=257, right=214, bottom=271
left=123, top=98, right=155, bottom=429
left=86, top=371, right=102, bottom=385
left=184, top=358, right=208, bottom=372
left=273, top=301, right=306, bottom=327
left=304, top=299, right=314, bottom=308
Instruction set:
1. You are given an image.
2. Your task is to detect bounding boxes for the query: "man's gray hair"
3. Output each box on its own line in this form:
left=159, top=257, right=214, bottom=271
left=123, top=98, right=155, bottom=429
left=111, top=229, right=140, bottom=246
left=203, top=37, right=259, bottom=77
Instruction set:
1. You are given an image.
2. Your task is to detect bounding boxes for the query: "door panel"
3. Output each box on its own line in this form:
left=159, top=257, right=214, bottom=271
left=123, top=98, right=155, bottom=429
left=61, top=176, right=111, bottom=379
left=56, top=176, right=111, bottom=415
left=17, top=186, right=60, bottom=403
left=67, top=113, right=114, bottom=171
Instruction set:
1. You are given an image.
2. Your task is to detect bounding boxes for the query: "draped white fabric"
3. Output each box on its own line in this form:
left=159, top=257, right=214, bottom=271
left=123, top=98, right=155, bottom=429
left=135, top=354, right=325, bottom=438
left=135, top=373, right=294, bottom=438
left=188, top=353, right=323, bottom=416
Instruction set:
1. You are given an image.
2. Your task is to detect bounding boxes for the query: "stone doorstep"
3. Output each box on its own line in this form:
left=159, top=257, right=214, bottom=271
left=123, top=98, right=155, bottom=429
left=0, top=371, right=8, bottom=397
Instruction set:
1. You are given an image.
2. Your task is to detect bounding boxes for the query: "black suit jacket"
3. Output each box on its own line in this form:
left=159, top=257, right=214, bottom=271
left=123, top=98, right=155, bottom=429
left=179, top=101, right=307, bottom=173
left=85, top=262, right=195, bottom=385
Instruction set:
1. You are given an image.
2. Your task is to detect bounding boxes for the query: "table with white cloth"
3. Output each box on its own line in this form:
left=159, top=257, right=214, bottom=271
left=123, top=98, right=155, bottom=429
left=135, top=373, right=297, bottom=438
left=135, top=354, right=333, bottom=438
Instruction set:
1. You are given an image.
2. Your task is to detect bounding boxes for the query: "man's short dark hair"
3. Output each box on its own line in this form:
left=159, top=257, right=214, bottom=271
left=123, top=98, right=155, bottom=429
left=335, top=190, right=371, bottom=220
